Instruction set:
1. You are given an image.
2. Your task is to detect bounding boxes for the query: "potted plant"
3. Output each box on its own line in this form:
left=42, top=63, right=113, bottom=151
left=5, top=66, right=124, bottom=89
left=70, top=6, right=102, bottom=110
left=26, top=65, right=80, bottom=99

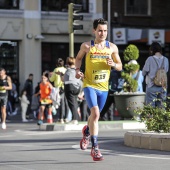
left=124, top=99, right=170, bottom=151
left=113, top=44, right=146, bottom=119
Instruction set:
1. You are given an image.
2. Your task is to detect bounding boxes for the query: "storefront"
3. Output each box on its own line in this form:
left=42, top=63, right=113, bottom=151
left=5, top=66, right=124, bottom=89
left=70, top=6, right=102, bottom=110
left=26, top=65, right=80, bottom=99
left=41, top=42, right=82, bottom=72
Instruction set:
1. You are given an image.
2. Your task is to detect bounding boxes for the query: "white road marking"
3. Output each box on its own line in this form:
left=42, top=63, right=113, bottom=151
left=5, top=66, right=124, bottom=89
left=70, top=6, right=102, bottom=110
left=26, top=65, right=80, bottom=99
left=14, top=129, right=79, bottom=136
left=72, top=140, right=170, bottom=160
left=0, top=135, right=14, bottom=138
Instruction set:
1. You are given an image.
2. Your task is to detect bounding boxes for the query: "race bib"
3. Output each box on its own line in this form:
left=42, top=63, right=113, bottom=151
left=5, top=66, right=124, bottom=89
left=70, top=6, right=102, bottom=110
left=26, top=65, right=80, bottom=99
left=41, top=99, right=51, bottom=104
left=0, top=86, right=6, bottom=93
left=92, top=70, right=109, bottom=83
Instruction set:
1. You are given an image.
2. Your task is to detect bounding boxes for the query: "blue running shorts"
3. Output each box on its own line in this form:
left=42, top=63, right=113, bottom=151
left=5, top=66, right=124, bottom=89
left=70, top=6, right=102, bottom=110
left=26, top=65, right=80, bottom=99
left=83, top=87, right=108, bottom=112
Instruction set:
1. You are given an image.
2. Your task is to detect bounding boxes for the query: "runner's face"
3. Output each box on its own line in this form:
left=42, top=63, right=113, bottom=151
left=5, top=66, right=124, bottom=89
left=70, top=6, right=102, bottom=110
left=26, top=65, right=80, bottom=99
left=94, top=24, right=108, bottom=41
left=0, top=70, right=5, bottom=78
left=42, top=76, right=47, bottom=83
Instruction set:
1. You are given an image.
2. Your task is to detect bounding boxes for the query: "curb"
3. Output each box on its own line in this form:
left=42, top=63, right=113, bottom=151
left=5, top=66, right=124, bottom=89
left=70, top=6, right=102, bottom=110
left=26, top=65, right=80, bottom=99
left=39, top=121, right=146, bottom=131
left=124, top=131, right=170, bottom=152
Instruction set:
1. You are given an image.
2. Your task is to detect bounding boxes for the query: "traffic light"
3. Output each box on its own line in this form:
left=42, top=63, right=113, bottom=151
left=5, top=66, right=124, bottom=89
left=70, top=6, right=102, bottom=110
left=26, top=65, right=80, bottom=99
left=68, top=3, right=83, bottom=33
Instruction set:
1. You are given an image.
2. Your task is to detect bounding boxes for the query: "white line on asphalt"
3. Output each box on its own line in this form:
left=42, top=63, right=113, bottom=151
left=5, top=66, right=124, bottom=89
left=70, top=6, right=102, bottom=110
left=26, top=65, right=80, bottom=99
left=14, top=129, right=79, bottom=136
left=0, top=135, right=13, bottom=138
left=72, top=143, right=170, bottom=160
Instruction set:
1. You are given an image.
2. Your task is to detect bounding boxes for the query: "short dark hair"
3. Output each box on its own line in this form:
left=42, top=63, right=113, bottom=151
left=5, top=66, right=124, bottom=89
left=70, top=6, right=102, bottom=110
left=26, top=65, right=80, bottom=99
left=149, top=42, right=162, bottom=55
left=56, top=58, right=64, bottom=67
left=29, top=73, right=33, bottom=77
left=93, top=18, right=108, bottom=30
left=0, top=68, right=5, bottom=71
left=44, top=73, right=49, bottom=78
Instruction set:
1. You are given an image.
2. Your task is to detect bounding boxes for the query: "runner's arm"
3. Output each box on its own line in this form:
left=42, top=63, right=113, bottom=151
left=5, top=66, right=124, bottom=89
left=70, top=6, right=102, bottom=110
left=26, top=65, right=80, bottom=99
left=5, top=76, right=12, bottom=90
left=75, top=43, right=87, bottom=78
left=75, top=43, right=86, bottom=69
left=110, top=44, right=122, bottom=71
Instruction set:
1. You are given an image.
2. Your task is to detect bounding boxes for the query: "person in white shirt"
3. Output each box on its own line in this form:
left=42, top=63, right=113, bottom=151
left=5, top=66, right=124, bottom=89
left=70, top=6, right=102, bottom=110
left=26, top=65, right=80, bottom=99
left=20, top=90, right=30, bottom=122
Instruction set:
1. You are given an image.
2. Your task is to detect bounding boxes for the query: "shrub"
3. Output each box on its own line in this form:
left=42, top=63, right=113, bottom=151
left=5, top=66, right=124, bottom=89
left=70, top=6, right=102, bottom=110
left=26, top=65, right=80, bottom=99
left=121, top=44, right=140, bottom=92
left=134, top=98, right=170, bottom=133
left=123, top=44, right=139, bottom=61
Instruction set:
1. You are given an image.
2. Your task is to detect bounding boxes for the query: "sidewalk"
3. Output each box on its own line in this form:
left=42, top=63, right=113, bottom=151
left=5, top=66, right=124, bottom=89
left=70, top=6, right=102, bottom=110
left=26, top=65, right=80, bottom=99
left=6, top=107, right=146, bottom=131
left=39, top=120, right=146, bottom=131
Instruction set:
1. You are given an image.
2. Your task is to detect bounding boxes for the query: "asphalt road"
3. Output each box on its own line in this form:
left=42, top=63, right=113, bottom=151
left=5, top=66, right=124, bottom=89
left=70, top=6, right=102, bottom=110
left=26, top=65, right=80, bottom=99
left=0, top=123, right=170, bottom=170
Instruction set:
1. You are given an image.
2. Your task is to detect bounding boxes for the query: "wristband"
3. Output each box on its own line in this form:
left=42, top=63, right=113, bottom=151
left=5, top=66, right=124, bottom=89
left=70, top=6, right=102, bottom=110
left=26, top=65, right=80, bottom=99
left=75, top=68, right=80, bottom=71
left=113, top=63, right=116, bottom=68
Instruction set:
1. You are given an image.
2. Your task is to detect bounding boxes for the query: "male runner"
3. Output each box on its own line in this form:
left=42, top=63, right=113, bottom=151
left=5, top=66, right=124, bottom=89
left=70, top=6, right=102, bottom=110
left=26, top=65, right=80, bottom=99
left=75, top=18, right=122, bottom=161
left=0, top=68, right=12, bottom=129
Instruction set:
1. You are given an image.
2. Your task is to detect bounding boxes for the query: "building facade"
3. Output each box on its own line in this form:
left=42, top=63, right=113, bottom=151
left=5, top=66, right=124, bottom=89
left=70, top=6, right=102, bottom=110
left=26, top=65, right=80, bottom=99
left=0, top=0, right=103, bottom=92
left=0, top=0, right=170, bottom=93
left=103, top=0, right=170, bottom=92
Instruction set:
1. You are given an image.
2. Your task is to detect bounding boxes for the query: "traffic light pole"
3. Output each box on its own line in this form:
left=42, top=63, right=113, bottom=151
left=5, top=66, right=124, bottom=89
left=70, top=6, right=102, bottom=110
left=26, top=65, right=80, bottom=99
left=68, top=3, right=74, bottom=57
left=68, top=3, right=83, bottom=57
left=69, top=32, right=74, bottom=57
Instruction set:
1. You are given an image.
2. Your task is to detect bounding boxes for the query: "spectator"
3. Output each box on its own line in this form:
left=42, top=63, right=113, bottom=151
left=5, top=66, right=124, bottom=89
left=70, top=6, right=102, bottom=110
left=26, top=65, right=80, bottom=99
left=20, top=90, right=30, bottom=122
left=49, top=58, right=69, bottom=123
left=77, top=79, right=90, bottom=121
left=8, top=80, right=18, bottom=116
left=100, top=69, right=124, bottom=121
left=63, top=57, right=81, bottom=125
left=31, top=82, right=40, bottom=119
left=11, top=73, right=20, bottom=102
left=128, top=60, right=144, bottom=92
left=23, top=73, right=33, bottom=119
left=142, top=42, right=169, bottom=107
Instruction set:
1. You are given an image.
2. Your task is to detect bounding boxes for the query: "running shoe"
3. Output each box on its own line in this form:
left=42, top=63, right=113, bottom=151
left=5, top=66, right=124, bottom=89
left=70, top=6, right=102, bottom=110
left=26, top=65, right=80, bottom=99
left=22, top=119, right=29, bottom=122
left=80, top=125, right=90, bottom=150
left=91, top=146, right=104, bottom=161
left=37, top=120, right=43, bottom=125
left=59, top=119, right=64, bottom=124
left=68, top=120, right=78, bottom=125
left=2, top=122, right=6, bottom=130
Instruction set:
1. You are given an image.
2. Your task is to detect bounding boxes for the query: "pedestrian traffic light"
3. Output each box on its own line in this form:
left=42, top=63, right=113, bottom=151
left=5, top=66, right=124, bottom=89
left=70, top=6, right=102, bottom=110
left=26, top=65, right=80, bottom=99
left=68, top=3, right=83, bottom=33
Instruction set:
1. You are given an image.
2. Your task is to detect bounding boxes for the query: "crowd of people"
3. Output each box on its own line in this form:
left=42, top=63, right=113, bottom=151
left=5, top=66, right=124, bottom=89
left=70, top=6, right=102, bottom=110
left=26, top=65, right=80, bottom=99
left=0, top=17, right=169, bottom=162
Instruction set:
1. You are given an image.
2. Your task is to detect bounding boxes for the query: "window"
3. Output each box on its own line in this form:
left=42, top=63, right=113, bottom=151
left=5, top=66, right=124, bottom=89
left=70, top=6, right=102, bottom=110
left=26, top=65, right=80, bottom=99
left=41, top=0, right=89, bottom=12
left=0, top=0, right=19, bottom=9
left=125, top=0, right=151, bottom=16
left=0, top=41, right=18, bottom=75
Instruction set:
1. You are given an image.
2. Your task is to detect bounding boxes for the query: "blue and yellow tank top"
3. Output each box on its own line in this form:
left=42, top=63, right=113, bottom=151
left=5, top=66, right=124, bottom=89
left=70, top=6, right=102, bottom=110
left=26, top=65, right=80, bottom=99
left=83, top=40, right=112, bottom=91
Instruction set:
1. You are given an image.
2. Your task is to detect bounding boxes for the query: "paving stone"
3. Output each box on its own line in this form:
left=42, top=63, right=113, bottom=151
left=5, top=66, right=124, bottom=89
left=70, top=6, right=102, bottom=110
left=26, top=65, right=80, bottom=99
left=124, top=132, right=133, bottom=146
left=140, top=133, right=152, bottom=149
left=161, top=135, right=170, bottom=151
left=150, top=135, right=162, bottom=150
left=132, top=132, right=141, bottom=148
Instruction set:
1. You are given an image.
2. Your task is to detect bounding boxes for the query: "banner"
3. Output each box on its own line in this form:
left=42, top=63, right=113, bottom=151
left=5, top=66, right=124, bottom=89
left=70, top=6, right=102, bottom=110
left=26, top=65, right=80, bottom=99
left=148, top=29, right=165, bottom=45
left=112, top=28, right=126, bottom=44
left=128, top=29, right=142, bottom=41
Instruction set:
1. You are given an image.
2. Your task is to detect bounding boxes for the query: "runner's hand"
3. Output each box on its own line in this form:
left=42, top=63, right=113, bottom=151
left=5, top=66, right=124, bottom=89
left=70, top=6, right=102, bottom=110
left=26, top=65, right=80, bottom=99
left=75, top=70, right=84, bottom=79
left=106, top=58, right=114, bottom=66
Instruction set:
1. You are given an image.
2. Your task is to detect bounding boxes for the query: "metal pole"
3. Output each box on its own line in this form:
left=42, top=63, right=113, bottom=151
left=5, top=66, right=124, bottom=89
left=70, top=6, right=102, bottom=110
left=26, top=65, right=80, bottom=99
left=68, top=3, right=74, bottom=57
left=107, top=0, right=111, bottom=41
left=69, top=32, right=74, bottom=57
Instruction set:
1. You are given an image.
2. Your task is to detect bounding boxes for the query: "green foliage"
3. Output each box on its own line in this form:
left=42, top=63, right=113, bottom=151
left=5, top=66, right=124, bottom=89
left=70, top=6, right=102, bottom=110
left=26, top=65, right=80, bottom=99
left=122, top=44, right=140, bottom=92
left=134, top=99, right=170, bottom=133
left=124, top=63, right=140, bottom=74
left=121, top=72, right=138, bottom=92
left=123, top=44, right=139, bottom=61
